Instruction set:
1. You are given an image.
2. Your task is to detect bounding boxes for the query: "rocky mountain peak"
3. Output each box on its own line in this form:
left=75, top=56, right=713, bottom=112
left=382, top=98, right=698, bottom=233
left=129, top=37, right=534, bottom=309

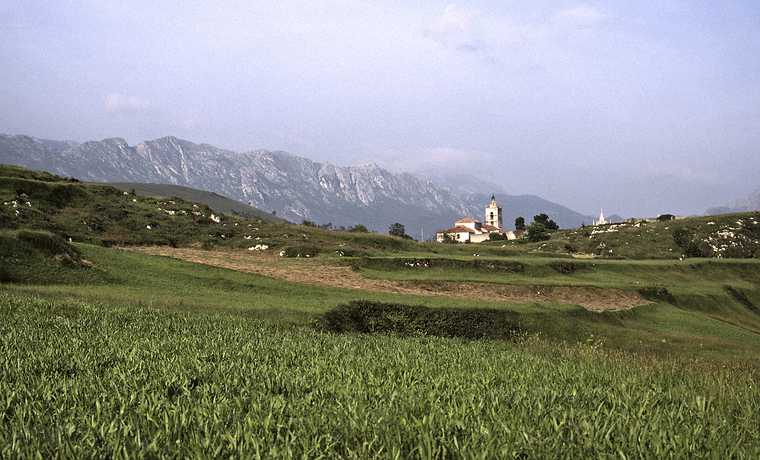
left=0, top=133, right=594, bottom=232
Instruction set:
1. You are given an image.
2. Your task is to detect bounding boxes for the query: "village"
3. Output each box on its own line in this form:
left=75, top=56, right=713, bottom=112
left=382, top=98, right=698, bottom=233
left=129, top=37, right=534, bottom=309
left=435, top=195, right=613, bottom=244
left=433, top=194, right=689, bottom=245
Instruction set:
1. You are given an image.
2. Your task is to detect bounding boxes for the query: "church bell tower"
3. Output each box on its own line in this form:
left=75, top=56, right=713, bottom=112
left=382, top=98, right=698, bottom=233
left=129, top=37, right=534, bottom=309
left=485, top=195, right=503, bottom=230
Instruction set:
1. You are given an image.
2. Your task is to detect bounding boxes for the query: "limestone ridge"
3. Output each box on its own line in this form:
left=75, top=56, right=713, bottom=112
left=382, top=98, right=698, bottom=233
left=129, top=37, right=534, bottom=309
left=0, top=134, right=592, bottom=231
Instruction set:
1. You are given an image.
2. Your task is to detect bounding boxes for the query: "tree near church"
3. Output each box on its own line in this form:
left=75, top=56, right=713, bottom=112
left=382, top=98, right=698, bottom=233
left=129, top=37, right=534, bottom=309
left=349, top=224, right=369, bottom=233
left=388, top=222, right=407, bottom=238
left=527, top=222, right=551, bottom=242
left=533, top=213, right=559, bottom=231
left=515, top=216, right=526, bottom=231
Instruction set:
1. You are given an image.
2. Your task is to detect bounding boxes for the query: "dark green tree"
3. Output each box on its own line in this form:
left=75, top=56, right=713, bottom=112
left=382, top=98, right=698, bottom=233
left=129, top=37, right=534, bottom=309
left=349, top=224, right=369, bottom=233
left=533, top=213, right=559, bottom=231
left=515, top=216, right=526, bottom=231
left=388, top=222, right=407, bottom=238
left=527, top=222, right=551, bottom=242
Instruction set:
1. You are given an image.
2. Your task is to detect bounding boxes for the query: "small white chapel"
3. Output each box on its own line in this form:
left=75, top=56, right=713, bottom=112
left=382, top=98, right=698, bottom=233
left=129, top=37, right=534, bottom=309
left=435, top=195, right=516, bottom=243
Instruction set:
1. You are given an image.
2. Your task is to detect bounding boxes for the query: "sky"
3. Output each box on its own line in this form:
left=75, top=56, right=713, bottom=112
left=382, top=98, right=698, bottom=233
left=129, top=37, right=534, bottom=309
left=1, top=1, right=759, bottom=217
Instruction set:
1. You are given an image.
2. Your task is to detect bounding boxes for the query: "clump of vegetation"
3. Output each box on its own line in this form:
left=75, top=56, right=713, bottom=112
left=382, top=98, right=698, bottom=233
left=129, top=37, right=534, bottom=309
left=525, top=214, right=559, bottom=242
left=388, top=222, right=414, bottom=240
left=527, top=222, right=551, bottom=242
left=549, top=261, right=586, bottom=274
left=639, top=287, right=675, bottom=303
left=348, top=224, right=369, bottom=233
left=280, top=245, right=320, bottom=258
left=515, top=216, right=526, bottom=231
left=534, top=213, right=559, bottom=230
left=321, top=300, right=524, bottom=339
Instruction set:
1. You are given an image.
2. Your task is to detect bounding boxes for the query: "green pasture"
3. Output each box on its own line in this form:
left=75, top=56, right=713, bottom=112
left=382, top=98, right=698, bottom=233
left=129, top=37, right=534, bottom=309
left=2, top=291, right=760, bottom=458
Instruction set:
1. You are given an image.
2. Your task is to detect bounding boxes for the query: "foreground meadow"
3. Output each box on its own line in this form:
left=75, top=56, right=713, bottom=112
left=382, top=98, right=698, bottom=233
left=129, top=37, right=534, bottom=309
left=2, top=241, right=760, bottom=457
left=2, top=291, right=760, bottom=458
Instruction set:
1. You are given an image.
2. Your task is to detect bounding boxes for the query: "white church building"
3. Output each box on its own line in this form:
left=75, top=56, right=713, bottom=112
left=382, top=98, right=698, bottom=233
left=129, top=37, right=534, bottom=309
left=593, top=209, right=608, bottom=226
left=436, top=195, right=516, bottom=243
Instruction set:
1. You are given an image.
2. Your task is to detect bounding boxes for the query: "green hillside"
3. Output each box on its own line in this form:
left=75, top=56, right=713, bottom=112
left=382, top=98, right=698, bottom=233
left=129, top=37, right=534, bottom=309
left=107, top=181, right=285, bottom=222
left=0, top=164, right=418, bottom=254
left=482, top=213, right=760, bottom=259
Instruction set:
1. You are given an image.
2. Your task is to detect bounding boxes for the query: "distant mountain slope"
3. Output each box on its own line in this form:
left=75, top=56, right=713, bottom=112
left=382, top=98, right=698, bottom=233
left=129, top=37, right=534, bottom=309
left=107, top=182, right=283, bottom=222
left=1, top=133, right=592, bottom=231
left=706, top=189, right=760, bottom=216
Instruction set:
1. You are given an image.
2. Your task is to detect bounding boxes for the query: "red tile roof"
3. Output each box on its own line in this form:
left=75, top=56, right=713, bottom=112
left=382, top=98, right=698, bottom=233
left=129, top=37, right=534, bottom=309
left=439, top=226, right=476, bottom=234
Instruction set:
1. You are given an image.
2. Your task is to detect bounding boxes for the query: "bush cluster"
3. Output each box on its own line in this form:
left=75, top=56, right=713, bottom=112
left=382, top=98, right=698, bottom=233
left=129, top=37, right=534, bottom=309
left=320, top=300, right=524, bottom=340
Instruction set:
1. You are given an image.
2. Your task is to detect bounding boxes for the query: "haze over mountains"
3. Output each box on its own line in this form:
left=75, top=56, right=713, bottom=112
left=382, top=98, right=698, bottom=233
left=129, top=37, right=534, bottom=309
left=706, top=190, right=760, bottom=216
left=0, top=133, right=598, bottom=233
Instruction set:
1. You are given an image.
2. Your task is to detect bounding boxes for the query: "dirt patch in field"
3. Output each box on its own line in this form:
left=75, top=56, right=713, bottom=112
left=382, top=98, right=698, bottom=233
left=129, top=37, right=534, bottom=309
left=127, top=247, right=649, bottom=311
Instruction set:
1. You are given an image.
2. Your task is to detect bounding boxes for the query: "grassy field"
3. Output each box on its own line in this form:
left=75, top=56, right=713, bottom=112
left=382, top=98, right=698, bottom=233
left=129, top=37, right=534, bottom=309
left=3, top=164, right=760, bottom=456
left=2, top=287, right=760, bottom=458
left=2, top=244, right=760, bottom=456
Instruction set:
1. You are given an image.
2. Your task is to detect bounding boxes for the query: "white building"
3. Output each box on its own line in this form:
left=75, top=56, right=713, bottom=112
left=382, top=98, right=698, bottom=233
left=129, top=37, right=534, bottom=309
left=436, top=195, right=515, bottom=243
left=593, top=208, right=608, bottom=226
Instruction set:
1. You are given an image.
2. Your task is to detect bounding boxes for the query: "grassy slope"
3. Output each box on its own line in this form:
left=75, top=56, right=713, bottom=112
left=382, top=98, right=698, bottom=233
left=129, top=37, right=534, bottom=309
left=0, top=163, right=420, bottom=254
left=481, top=212, right=760, bottom=259
left=107, top=181, right=285, bottom=222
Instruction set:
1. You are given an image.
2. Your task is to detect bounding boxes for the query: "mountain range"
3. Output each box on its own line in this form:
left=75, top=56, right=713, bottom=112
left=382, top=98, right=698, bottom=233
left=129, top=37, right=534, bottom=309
left=705, top=189, right=760, bottom=216
left=0, top=133, right=597, bottom=233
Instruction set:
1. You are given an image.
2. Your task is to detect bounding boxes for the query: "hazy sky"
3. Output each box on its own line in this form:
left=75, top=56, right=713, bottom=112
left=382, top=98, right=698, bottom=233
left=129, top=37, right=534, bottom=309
left=2, top=1, right=759, bottom=216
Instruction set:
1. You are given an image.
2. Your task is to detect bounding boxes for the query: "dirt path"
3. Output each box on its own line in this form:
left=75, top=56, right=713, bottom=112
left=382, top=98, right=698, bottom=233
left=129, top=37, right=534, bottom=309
left=127, top=247, right=649, bottom=311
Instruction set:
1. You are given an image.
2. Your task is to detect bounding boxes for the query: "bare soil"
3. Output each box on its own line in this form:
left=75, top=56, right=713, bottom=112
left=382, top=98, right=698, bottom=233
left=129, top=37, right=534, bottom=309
left=127, top=247, right=649, bottom=311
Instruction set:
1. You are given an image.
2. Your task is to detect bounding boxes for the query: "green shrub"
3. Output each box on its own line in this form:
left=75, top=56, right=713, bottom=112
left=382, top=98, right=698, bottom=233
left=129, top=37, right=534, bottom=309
left=527, top=222, right=550, bottom=242
left=533, top=214, right=559, bottom=230
left=672, top=228, right=692, bottom=250
left=348, top=224, right=369, bottom=233
left=550, top=261, right=586, bottom=274
left=489, top=232, right=508, bottom=241
left=281, top=245, right=320, bottom=258
left=639, top=287, right=675, bottom=303
left=334, top=247, right=368, bottom=257
left=685, top=240, right=713, bottom=258
left=320, top=301, right=524, bottom=340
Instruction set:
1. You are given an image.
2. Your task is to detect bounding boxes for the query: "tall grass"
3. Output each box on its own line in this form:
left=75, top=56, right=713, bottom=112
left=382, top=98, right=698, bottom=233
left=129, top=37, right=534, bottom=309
left=1, top=292, right=758, bottom=458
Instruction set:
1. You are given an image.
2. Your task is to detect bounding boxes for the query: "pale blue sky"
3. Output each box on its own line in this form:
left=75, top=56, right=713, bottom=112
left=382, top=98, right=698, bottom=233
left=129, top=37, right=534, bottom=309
left=1, top=1, right=759, bottom=216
